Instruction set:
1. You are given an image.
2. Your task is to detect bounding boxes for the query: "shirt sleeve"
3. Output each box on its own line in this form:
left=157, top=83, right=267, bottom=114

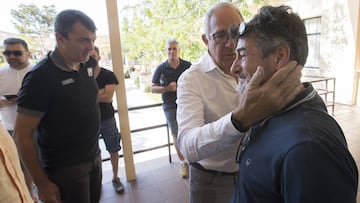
left=281, top=141, right=358, bottom=203
left=152, top=65, right=162, bottom=84
left=176, top=70, right=243, bottom=163
left=105, top=69, right=119, bottom=85
left=17, top=70, right=50, bottom=117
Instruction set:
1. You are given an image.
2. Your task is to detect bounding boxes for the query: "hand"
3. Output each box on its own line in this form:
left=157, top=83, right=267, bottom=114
left=232, top=60, right=303, bottom=129
left=166, top=82, right=177, bottom=92
left=37, top=180, right=62, bottom=203
left=98, top=88, right=105, bottom=95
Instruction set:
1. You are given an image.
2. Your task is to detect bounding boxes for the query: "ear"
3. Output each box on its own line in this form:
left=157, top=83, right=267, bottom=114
left=55, top=32, right=64, bottom=45
left=26, top=51, right=32, bottom=58
left=273, top=44, right=290, bottom=70
left=201, top=34, right=209, bottom=46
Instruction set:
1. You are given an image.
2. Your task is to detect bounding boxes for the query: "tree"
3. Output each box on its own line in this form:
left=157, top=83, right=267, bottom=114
left=10, top=3, right=56, bottom=54
left=120, top=0, right=268, bottom=70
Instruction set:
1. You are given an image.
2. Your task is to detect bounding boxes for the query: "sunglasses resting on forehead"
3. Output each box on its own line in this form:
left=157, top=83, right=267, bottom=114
left=229, top=22, right=251, bottom=39
left=2, top=50, right=23, bottom=57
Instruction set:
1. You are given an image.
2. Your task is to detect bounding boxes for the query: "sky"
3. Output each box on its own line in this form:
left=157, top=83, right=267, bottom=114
left=0, top=0, right=131, bottom=35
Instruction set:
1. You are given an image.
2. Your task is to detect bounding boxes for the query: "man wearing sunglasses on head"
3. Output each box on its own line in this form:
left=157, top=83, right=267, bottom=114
left=0, top=37, right=37, bottom=201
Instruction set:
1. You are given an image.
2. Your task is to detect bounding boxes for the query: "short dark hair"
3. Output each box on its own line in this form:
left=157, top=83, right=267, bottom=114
left=238, top=5, right=308, bottom=65
left=3, top=38, right=29, bottom=51
left=54, top=9, right=97, bottom=38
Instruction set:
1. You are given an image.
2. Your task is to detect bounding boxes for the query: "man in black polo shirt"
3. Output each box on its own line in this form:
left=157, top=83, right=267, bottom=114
left=151, top=38, right=191, bottom=178
left=14, top=10, right=101, bottom=203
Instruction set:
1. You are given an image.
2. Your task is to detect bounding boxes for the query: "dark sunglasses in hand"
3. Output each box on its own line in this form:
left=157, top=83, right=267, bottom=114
left=2, top=50, right=23, bottom=57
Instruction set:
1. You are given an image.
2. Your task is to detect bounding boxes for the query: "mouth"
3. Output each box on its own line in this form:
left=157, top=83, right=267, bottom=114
left=225, top=53, right=236, bottom=57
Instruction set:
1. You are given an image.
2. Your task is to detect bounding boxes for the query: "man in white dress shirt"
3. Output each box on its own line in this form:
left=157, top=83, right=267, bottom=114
left=176, top=2, right=303, bottom=203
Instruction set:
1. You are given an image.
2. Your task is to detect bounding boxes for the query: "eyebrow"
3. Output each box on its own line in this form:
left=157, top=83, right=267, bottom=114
left=235, top=47, right=246, bottom=53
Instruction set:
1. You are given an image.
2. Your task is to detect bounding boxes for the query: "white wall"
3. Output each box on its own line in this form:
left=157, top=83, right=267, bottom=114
left=271, top=0, right=359, bottom=104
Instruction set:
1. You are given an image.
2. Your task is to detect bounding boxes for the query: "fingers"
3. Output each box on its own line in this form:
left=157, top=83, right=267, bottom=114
left=271, top=63, right=304, bottom=106
left=246, top=66, right=264, bottom=91
left=267, top=60, right=298, bottom=87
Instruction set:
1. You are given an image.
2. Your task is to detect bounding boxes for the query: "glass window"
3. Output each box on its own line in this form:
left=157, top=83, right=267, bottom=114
left=304, top=17, right=321, bottom=69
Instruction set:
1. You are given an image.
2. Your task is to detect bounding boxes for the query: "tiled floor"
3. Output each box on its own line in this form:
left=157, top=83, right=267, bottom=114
left=99, top=104, right=360, bottom=203
left=100, top=147, right=189, bottom=203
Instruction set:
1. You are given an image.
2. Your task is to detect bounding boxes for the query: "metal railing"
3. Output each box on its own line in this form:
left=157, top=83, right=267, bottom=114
left=100, top=103, right=173, bottom=163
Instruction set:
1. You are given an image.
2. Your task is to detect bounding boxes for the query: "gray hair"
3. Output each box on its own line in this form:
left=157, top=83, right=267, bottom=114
left=203, top=2, right=243, bottom=36
left=239, top=5, right=308, bottom=65
left=166, top=38, right=178, bottom=46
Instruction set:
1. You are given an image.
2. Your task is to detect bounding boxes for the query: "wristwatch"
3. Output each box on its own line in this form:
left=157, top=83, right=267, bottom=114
left=231, top=113, right=248, bottom=133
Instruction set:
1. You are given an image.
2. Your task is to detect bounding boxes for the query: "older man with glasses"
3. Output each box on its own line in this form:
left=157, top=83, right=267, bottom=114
left=0, top=37, right=37, bottom=201
left=176, top=2, right=304, bottom=203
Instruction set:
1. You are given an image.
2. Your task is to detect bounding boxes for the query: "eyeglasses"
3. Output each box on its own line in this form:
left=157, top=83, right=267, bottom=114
left=2, top=50, right=23, bottom=57
left=209, top=31, right=237, bottom=44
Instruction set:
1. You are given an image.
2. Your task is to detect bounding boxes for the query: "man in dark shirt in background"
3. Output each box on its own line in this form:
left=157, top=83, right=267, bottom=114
left=151, top=38, right=191, bottom=178
left=91, top=46, right=124, bottom=194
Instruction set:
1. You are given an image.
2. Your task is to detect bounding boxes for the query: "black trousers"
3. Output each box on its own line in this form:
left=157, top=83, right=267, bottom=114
left=46, top=155, right=102, bottom=203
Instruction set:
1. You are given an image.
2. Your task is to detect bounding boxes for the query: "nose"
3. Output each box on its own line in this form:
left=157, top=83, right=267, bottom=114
left=225, top=36, right=237, bottom=48
left=230, top=55, right=241, bottom=75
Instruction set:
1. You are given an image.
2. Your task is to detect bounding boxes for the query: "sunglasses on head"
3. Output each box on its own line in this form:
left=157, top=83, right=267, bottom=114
left=2, top=50, right=23, bottom=57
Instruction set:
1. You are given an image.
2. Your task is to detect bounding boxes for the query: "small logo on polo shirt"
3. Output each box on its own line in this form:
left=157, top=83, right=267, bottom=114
left=87, top=67, right=93, bottom=77
left=61, top=78, right=75, bottom=85
left=245, top=158, right=251, bottom=166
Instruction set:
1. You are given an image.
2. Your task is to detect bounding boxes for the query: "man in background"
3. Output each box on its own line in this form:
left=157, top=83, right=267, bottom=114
left=90, top=46, right=124, bottom=193
left=0, top=37, right=36, bottom=202
left=0, top=38, right=32, bottom=135
left=151, top=38, right=191, bottom=178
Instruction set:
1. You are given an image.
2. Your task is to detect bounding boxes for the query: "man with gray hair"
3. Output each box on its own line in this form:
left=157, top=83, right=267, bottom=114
left=230, top=5, right=357, bottom=203
left=176, top=2, right=303, bottom=203
left=151, top=38, right=191, bottom=178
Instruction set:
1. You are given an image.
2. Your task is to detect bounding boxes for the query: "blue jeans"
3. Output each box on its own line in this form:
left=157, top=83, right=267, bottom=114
left=163, top=107, right=178, bottom=136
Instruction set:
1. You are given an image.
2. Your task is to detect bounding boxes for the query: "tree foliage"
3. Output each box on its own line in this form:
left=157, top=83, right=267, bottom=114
left=120, top=0, right=268, bottom=69
left=10, top=3, right=56, bottom=53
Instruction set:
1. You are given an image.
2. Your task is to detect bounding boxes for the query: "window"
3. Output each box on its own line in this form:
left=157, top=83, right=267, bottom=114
left=303, top=17, right=321, bottom=69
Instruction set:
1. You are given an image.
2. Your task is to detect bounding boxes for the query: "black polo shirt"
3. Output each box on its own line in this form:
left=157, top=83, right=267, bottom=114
left=96, top=67, right=119, bottom=121
left=17, top=50, right=100, bottom=168
left=152, top=58, right=191, bottom=110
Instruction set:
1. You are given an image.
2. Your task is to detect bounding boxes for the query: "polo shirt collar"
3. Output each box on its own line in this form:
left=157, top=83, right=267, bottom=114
left=260, top=82, right=318, bottom=126
left=50, top=48, right=79, bottom=72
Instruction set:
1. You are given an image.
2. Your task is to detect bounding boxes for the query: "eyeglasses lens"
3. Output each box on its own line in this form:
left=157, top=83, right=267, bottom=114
left=2, top=50, right=23, bottom=57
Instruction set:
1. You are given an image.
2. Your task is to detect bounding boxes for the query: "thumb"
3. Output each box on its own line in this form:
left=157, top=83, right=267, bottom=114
left=247, top=66, right=264, bottom=91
